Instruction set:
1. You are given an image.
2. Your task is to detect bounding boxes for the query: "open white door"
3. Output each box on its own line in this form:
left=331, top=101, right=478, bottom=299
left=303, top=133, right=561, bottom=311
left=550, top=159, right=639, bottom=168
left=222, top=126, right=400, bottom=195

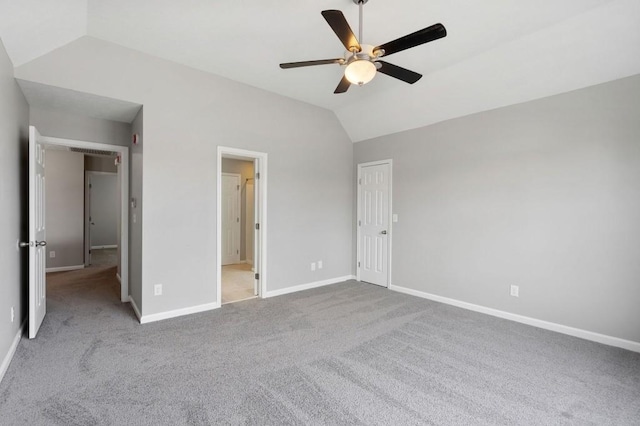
left=358, top=161, right=391, bottom=287
left=26, top=126, right=47, bottom=338
left=221, top=173, right=241, bottom=265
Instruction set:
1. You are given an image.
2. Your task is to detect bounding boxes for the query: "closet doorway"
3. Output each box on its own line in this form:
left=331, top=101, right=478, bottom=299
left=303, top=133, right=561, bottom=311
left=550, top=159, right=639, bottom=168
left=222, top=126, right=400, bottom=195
left=217, top=147, right=267, bottom=305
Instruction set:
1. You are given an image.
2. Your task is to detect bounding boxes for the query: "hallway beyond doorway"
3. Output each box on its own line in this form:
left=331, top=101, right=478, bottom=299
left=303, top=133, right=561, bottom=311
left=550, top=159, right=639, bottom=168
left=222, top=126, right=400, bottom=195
left=222, top=263, right=255, bottom=304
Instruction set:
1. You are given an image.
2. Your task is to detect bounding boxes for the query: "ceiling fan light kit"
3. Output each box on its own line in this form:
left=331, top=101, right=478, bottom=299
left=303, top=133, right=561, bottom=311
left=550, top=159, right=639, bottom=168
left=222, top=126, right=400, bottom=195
left=279, top=0, right=447, bottom=94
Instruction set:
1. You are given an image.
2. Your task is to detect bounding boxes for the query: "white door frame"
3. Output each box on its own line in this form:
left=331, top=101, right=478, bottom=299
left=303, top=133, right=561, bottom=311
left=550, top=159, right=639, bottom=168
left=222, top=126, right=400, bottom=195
left=221, top=172, right=242, bottom=265
left=356, top=159, right=393, bottom=287
left=216, top=146, right=268, bottom=305
left=41, top=135, right=130, bottom=302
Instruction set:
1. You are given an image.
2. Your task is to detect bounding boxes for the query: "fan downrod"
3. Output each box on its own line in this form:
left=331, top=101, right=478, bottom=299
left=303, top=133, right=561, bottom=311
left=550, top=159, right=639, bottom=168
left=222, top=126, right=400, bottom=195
left=353, top=0, right=368, bottom=4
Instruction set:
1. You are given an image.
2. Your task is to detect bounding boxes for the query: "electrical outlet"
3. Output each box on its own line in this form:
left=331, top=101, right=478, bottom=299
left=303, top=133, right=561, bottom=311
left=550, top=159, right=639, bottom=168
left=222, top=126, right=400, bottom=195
left=510, top=285, right=519, bottom=298
left=10, top=307, right=14, bottom=323
left=317, top=260, right=323, bottom=269
left=311, top=262, right=316, bottom=271
left=154, top=284, right=163, bottom=296
left=50, top=251, right=56, bottom=258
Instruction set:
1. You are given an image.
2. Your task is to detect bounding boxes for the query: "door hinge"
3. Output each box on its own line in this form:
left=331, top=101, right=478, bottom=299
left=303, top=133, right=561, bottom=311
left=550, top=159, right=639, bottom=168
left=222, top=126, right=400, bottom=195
left=358, top=178, right=362, bottom=185
left=255, top=273, right=260, bottom=280
left=237, top=217, right=240, bottom=222
left=237, top=249, right=239, bottom=254
left=358, top=261, right=360, bottom=268
left=89, top=183, right=92, bottom=188
left=237, top=184, right=240, bottom=190
left=255, top=223, right=260, bottom=230
left=256, top=172, right=260, bottom=180
left=358, top=220, right=361, bottom=226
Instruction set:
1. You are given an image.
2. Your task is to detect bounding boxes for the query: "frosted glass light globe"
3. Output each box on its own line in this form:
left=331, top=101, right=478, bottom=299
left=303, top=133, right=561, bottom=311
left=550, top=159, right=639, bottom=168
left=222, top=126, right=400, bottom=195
left=344, top=60, right=376, bottom=86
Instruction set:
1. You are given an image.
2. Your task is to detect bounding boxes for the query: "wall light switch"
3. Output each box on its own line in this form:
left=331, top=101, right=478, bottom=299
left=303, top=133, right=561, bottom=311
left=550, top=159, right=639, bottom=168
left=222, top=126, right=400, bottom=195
left=317, top=260, right=323, bottom=269
left=311, top=262, right=316, bottom=271
left=392, top=214, right=398, bottom=223
left=154, top=284, right=163, bottom=296
left=49, top=251, right=56, bottom=258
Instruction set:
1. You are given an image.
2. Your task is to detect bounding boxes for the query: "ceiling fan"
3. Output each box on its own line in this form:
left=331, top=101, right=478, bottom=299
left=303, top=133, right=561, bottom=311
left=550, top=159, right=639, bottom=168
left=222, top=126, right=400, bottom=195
left=279, top=0, right=447, bottom=94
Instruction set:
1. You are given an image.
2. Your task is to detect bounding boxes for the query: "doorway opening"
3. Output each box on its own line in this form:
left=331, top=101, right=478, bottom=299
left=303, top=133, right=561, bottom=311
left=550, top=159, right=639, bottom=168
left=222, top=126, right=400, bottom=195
left=84, top=169, right=119, bottom=271
left=356, top=159, right=393, bottom=288
left=41, top=134, right=130, bottom=303
left=217, top=147, right=267, bottom=306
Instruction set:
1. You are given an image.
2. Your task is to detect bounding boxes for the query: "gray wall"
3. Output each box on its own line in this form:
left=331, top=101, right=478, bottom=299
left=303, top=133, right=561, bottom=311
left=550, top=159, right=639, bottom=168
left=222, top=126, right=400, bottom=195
left=45, top=150, right=85, bottom=269
left=354, top=74, right=640, bottom=343
left=0, top=39, right=29, bottom=379
left=15, top=37, right=353, bottom=317
left=85, top=156, right=117, bottom=173
left=221, top=158, right=254, bottom=261
left=30, top=107, right=131, bottom=146
left=129, top=107, right=143, bottom=310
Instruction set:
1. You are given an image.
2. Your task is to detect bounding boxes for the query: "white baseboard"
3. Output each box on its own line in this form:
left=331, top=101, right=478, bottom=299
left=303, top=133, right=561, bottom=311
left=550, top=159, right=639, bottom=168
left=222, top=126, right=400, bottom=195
left=264, top=275, right=356, bottom=298
left=127, top=296, right=142, bottom=322
left=389, top=284, right=640, bottom=353
left=91, top=245, right=117, bottom=250
left=0, top=320, right=26, bottom=385
left=139, top=302, right=219, bottom=324
left=46, top=264, right=84, bottom=273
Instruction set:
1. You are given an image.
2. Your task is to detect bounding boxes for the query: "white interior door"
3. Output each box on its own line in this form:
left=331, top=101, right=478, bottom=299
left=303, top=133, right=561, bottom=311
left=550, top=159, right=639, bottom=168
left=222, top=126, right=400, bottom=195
left=28, top=126, right=47, bottom=338
left=89, top=173, right=118, bottom=249
left=221, top=173, right=241, bottom=265
left=359, top=162, right=390, bottom=287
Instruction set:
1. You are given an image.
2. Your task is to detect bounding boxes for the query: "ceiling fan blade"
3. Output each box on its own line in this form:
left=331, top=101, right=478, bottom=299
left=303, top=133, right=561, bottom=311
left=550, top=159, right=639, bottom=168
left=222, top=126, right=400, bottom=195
left=376, top=61, right=422, bottom=84
left=280, top=59, right=343, bottom=69
left=321, top=10, right=361, bottom=52
left=375, top=23, right=446, bottom=57
left=334, top=75, right=351, bottom=94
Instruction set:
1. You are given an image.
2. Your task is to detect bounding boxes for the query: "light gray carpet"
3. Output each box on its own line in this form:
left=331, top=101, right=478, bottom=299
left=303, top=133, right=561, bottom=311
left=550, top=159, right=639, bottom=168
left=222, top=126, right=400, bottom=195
left=1, top=268, right=639, bottom=425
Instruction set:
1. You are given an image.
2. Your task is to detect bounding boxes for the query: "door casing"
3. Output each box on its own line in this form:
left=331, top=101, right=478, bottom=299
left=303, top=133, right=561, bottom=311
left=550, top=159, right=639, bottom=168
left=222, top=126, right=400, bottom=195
left=356, top=159, right=393, bottom=287
left=216, top=146, right=268, bottom=305
left=41, top=133, right=130, bottom=303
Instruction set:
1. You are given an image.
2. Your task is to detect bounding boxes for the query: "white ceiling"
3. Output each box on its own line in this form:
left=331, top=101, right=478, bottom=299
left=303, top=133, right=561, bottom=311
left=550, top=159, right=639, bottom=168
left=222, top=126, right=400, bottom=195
left=1, top=0, right=639, bottom=141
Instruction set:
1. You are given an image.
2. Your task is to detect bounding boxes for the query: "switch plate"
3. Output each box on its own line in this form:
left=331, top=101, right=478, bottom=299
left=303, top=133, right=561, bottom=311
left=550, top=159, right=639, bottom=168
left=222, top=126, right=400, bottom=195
left=154, top=284, right=163, bottom=296
left=392, top=214, right=398, bottom=223
left=311, top=262, right=316, bottom=271
left=50, top=251, right=56, bottom=258
left=318, top=260, right=323, bottom=269
left=510, top=285, right=519, bottom=297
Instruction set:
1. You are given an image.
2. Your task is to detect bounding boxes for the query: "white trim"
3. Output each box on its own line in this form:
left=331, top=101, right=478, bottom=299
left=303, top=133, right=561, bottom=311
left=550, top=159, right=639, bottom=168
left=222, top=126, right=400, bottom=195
left=139, top=302, right=219, bottom=324
left=389, top=284, right=640, bottom=353
left=356, top=159, right=393, bottom=287
left=91, top=245, right=118, bottom=250
left=217, top=147, right=268, bottom=305
left=46, top=264, right=84, bottom=273
left=0, top=320, right=26, bottom=384
left=264, top=275, right=356, bottom=298
left=41, top=135, right=130, bottom=303
left=116, top=273, right=121, bottom=283
left=127, top=296, right=142, bottom=322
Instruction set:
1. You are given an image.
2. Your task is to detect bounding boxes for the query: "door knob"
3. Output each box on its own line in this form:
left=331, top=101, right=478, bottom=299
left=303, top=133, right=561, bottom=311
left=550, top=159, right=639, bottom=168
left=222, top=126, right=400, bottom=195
left=381, top=230, right=387, bottom=235
left=19, top=241, right=32, bottom=248
left=36, top=241, right=47, bottom=247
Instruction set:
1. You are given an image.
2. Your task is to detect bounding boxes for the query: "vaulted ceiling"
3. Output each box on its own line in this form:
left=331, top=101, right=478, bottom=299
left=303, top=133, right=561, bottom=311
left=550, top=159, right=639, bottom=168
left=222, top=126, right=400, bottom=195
left=1, top=0, right=639, bottom=141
